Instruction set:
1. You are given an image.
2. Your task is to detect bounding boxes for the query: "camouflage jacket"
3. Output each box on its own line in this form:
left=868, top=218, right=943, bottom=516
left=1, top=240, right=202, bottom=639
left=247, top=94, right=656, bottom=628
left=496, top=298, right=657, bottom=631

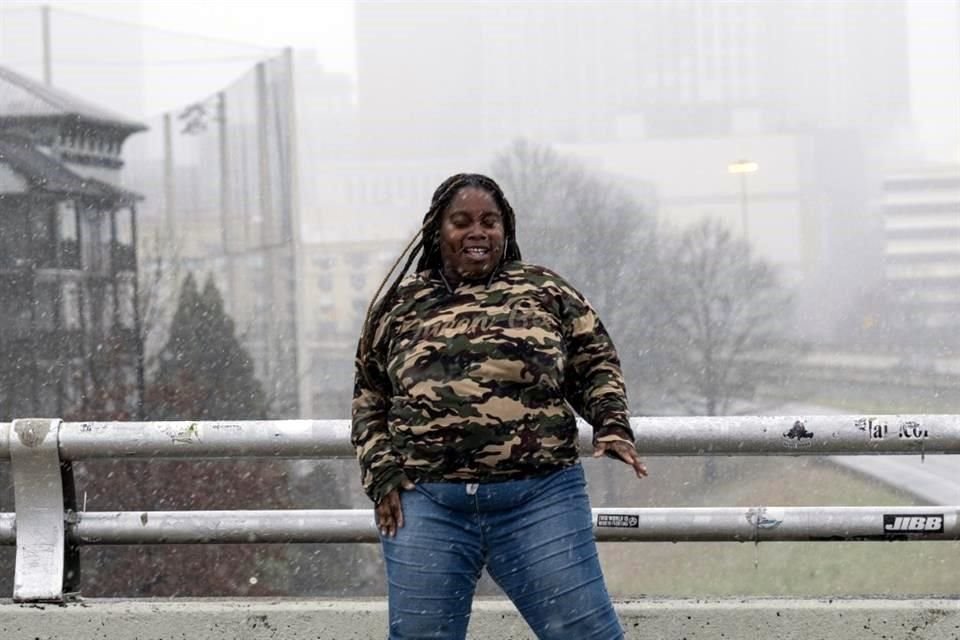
left=351, top=261, right=634, bottom=503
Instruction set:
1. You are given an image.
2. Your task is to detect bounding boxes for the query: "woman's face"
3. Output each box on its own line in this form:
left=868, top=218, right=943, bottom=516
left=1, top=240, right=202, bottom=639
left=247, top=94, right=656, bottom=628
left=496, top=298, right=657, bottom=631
left=438, top=186, right=506, bottom=284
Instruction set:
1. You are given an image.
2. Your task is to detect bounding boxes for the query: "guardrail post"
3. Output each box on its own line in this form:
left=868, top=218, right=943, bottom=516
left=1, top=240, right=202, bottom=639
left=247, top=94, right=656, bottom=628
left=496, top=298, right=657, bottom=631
left=61, top=459, right=81, bottom=595
left=10, top=418, right=66, bottom=602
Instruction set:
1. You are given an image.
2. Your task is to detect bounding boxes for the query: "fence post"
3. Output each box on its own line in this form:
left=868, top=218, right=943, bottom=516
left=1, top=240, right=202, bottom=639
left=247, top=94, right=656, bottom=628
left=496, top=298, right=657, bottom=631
left=10, top=418, right=65, bottom=602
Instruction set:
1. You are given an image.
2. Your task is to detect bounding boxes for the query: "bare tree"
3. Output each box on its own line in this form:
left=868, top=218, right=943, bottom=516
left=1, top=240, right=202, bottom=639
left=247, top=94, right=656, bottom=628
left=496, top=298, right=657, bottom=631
left=492, top=140, right=666, bottom=408
left=490, top=140, right=674, bottom=508
left=493, top=141, right=797, bottom=419
left=62, top=229, right=186, bottom=421
left=492, top=141, right=798, bottom=493
left=655, top=219, right=794, bottom=417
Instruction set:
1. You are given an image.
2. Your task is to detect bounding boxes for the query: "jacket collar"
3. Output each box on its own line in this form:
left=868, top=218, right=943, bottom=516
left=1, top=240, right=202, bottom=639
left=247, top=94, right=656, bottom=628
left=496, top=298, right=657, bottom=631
left=431, top=260, right=509, bottom=293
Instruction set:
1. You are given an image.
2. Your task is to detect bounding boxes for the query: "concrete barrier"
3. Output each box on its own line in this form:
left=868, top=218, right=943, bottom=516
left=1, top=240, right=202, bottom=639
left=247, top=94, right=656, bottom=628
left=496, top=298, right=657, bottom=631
left=2, top=598, right=960, bottom=639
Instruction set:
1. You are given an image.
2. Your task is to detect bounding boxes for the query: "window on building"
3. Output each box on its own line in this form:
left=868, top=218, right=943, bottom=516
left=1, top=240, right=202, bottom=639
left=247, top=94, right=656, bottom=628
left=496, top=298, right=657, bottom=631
left=311, top=321, right=337, bottom=340
left=83, top=282, right=110, bottom=335
left=62, top=280, right=82, bottom=330
left=81, top=210, right=110, bottom=274
left=31, top=205, right=56, bottom=268
left=112, top=208, right=136, bottom=271
left=348, top=252, right=369, bottom=269
left=352, top=297, right=369, bottom=317
left=312, top=255, right=334, bottom=269
left=57, top=201, right=78, bottom=241
left=6, top=291, right=32, bottom=332
left=115, top=208, right=133, bottom=245
left=0, top=208, right=28, bottom=267
left=56, top=200, right=81, bottom=269
left=34, top=282, right=58, bottom=331
left=116, top=279, right=136, bottom=329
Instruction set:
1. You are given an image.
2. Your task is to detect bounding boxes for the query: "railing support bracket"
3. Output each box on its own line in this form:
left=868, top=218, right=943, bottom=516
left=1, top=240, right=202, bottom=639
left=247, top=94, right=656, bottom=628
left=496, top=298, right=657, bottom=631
left=11, top=418, right=65, bottom=603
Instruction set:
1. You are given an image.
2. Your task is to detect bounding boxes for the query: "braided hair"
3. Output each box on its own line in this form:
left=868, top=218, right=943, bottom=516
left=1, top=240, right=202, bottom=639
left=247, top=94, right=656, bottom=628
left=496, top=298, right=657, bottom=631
left=357, top=173, right=522, bottom=370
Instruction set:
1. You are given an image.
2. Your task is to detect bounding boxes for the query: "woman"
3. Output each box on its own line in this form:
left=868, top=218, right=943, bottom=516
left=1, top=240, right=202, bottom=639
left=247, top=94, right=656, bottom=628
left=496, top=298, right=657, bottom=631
left=352, top=173, right=647, bottom=639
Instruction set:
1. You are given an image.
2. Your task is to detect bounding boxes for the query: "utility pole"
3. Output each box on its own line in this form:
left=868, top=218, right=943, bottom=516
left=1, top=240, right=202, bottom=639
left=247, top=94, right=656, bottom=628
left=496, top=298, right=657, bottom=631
left=728, top=160, right=759, bottom=239
left=217, top=91, right=240, bottom=318
left=41, top=5, right=52, bottom=86
left=284, top=47, right=312, bottom=420
left=162, top=113, right=175, bottom=236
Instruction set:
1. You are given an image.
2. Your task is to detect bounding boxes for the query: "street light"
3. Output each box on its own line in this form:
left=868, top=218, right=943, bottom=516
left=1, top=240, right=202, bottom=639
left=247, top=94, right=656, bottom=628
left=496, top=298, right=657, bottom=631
left=727, top=160, right=759, bottom=239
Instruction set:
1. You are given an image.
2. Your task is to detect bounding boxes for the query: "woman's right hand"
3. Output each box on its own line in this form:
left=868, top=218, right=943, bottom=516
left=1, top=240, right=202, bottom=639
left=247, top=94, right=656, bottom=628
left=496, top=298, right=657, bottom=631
left=376, top=477, right=416, bottom=537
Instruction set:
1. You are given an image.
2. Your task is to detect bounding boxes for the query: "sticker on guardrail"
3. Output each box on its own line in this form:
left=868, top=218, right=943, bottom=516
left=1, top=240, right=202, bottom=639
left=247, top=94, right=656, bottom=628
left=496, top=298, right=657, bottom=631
left=897, top=421, right=928, bottom=439
left=745, top=507, right=784, bottom=530
left=782, top=420, right=814, bottom=448
left=855, top=418, right=928, bottom=440
left=158, top=422, right=202, bottom=445
left=856, top=417, right=887, bottom=439
left=883, top=514, right=943, bottom=534
left=597, top=514, right=639, bottom=528
left=210, top=423, right=243, bottom=432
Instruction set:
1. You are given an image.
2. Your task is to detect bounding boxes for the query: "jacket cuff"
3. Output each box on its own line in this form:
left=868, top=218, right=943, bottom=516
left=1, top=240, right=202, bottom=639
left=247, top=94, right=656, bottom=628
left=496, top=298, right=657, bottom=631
left=368, top=465, right=409, bottom=504
left=593, top=423, right=634, bottom=444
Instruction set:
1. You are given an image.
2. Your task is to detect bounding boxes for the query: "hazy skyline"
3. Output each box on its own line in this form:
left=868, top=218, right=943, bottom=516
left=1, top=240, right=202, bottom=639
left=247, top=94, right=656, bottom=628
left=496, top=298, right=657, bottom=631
left=2, top=0, right=957, bottom=162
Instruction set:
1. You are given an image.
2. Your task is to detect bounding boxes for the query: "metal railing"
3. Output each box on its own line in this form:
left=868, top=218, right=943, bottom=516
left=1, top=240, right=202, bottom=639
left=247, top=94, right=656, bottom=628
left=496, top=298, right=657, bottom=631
left=2, top=414, right=959, bottom=602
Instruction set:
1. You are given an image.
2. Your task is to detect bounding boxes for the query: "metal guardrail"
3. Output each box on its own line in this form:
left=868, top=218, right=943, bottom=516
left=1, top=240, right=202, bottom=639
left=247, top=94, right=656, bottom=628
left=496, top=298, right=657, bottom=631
left=0, top=506, right=951, bottom=546
left=4, top=414, right=959, bottom=459
left=1, top=414, right=958, bottom=602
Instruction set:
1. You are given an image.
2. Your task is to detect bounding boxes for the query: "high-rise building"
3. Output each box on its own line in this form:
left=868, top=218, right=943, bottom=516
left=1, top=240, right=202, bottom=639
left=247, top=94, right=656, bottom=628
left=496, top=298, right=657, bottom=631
left=299, top=238, right=401, bottom=417
left=880, top=167, right=960, bottom=350
left=351, top=1, right=912, bottom=344
left=354, top=1, right=910, bottom=155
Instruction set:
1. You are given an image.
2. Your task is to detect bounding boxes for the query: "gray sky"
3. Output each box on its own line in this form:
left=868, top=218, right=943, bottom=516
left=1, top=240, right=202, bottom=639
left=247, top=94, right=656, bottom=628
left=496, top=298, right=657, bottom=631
left=139, top=0, right=356, bottom=76
left=4, top=0, right=355, bottom=75
left=907, top=0, right=960, bottom=161
left=2, top=0, right=958, bottom=160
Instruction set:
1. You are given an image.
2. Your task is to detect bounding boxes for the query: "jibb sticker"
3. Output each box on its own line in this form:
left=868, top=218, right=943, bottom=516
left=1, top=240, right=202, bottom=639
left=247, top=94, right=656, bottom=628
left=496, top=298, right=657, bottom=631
left=883, top=514, right=944, bottom=534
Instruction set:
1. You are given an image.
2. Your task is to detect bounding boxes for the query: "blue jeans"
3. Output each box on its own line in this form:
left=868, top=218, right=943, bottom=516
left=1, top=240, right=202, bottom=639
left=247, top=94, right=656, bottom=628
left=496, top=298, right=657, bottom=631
left=379, top=463, right=623, bottom=640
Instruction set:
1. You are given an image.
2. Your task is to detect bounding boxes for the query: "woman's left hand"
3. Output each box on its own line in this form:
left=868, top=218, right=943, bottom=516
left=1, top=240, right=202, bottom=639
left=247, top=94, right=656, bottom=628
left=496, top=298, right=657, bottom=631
left=594, top=440, right=648, bottom=478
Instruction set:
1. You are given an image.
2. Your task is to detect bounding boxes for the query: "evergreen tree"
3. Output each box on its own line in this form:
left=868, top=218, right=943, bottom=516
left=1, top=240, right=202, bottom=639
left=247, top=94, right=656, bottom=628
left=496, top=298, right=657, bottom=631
left=76, top=273, right=290, bottom=597
left=148, top=273, right=266, bottom=419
